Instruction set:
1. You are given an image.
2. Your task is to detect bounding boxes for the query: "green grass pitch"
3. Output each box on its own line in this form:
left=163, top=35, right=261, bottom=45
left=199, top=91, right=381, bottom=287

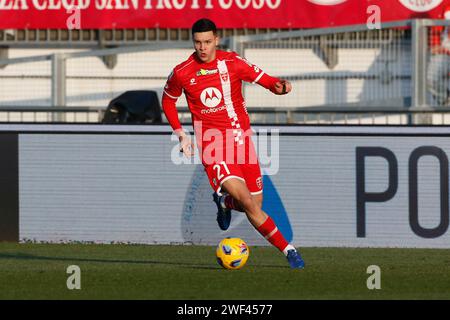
left=0, top=243, right=449, bottom=300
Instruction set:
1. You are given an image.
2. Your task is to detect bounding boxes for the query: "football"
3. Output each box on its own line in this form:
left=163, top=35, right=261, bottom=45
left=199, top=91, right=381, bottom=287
left=216, top=237, right=250, bottom=270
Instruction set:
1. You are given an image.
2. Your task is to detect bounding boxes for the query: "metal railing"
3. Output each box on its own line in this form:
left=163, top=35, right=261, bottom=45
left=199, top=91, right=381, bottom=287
left=0, top=28, right=291, bottom=48
left=1, top=19, right=450, bottom=125
left=0, top=106, right=104, bottom=123
left=224, top=19, right=450, bottom=113
left=3, top=106, right=450, bottom=125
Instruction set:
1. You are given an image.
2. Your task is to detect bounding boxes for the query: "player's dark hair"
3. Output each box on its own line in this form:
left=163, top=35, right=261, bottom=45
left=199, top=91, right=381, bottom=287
left=191, top=19, right=217, bottom=36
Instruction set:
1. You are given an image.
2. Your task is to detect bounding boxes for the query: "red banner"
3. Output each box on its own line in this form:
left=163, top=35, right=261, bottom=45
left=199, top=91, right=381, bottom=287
left=0, top=0, right=449, bottom=29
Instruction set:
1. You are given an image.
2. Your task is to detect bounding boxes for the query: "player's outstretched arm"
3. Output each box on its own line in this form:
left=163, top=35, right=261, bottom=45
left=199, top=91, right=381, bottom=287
left=234, top=53, right=292, bottom=95
left=255, top=72, right=292, bottom=95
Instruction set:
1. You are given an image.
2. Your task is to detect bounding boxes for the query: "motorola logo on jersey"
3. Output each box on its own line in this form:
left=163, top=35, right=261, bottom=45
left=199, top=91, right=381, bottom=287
left=307, top=0, right=347, bottom=5
left=398, top=0, right=443, bottom=12
left=200, top=87, right=223, bottom=108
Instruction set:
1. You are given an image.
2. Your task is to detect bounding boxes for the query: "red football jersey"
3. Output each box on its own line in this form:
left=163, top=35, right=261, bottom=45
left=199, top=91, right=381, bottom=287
left=162, top=50, right=279, bottom=162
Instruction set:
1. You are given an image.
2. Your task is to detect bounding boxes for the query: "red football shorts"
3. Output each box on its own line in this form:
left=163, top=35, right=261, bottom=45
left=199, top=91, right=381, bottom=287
left=205, top=161, right=263, bottom=196
left=203, top=139, right=263, bottom=196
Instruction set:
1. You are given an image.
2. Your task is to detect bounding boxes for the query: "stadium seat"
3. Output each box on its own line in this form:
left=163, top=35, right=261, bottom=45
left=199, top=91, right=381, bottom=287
left=102, top=90, right=162, bottom=124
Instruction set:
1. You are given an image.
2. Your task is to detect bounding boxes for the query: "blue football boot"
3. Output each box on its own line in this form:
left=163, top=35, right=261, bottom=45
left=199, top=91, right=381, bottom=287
left=213, top=193, right=232, bottom=231
left=286, top=249, right=305, bottom=269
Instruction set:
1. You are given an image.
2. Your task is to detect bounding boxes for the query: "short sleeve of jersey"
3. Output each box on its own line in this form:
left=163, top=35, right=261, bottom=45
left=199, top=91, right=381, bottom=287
left=163, top=69, right=183, bottom=100
left=233, top=54, right=265, bottom=84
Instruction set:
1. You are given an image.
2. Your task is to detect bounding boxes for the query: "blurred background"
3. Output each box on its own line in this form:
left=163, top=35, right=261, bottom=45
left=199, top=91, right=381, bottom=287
left=0, top=0, right=449, bottom=125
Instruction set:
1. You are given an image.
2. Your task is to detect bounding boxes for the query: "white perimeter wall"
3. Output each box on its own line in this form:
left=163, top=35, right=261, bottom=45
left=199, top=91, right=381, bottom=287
left=10, top=124, right=450, bottom=248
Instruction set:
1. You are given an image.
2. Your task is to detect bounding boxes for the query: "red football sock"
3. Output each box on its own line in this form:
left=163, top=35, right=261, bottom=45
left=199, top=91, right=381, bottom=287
left=223, top=195, right=244, bottom=212
left=256, top=216, right=289, bottom=252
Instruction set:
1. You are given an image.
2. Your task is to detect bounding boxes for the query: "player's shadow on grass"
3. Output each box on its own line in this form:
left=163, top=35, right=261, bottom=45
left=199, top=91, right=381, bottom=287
left=0, top=252, right=287, bottom=269
left=0, top=252, right=219, bottom=270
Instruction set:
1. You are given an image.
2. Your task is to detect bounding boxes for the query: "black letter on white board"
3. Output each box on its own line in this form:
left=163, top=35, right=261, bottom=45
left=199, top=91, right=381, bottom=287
left=356, top=147, right=398, bottom=237
left=409, top=146, right=449, bottom=238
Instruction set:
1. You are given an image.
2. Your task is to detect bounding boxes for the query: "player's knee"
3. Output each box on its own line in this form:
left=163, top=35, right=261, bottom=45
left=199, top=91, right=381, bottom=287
left=253, top=198, right=262, bottom=209
left=238, top=195, right=257, bottom=213
left=250, top=194, right=263, bottom=209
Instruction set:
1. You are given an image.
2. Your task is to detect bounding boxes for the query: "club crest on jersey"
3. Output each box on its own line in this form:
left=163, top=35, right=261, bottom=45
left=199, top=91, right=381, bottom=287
left=220, top=72, right=229, bottom=82
left=200, top=87, right=222, bottom=108
left=197, top=69, right=218, bottom=76
left=256, top=177, right=263, bottom=189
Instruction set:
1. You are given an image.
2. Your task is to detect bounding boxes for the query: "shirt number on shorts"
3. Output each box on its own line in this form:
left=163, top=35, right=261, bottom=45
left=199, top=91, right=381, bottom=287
left=213, top=161, right=231, bottom=180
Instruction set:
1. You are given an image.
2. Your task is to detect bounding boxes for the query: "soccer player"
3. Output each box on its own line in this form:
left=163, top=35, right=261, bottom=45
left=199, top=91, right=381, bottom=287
left=162, top=18, right=305, bottom=269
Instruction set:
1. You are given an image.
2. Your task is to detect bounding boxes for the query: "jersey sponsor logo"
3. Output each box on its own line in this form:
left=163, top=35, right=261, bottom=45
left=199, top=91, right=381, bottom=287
left=307, top=0, right=347, bottom=5
left=200, top=87, right=223, bottom=108
left=398, top=0, right=442, bottom=12
left=197, top=69, right=218, bottom=76
left=201, top=105, right=226, bottom=115
left=190, top=78, right=197, bottom=85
